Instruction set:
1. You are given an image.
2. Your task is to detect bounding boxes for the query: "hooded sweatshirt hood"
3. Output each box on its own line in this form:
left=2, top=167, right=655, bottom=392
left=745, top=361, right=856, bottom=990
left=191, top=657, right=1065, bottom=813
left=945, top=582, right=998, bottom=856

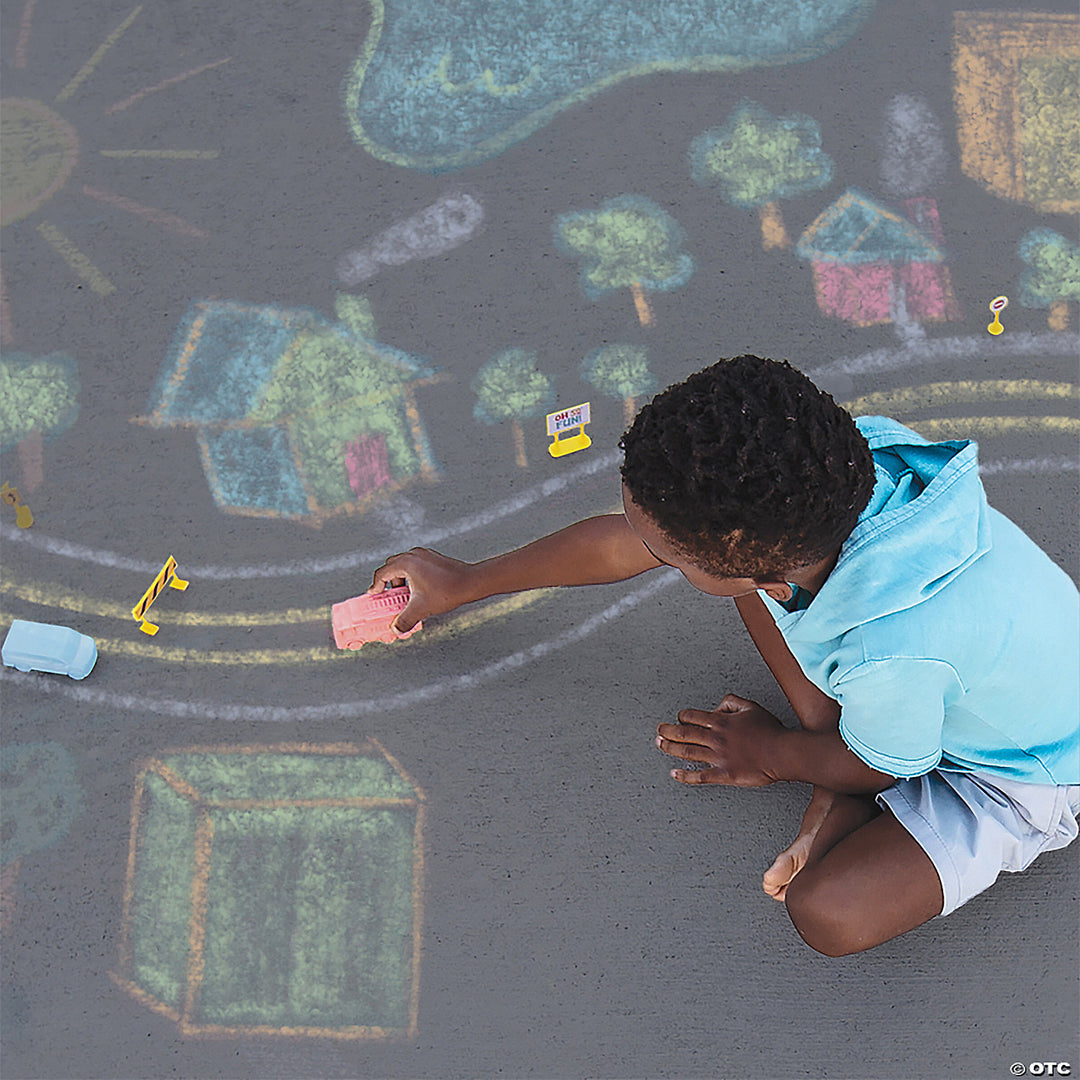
left=775, top=415, right=992, bottom=646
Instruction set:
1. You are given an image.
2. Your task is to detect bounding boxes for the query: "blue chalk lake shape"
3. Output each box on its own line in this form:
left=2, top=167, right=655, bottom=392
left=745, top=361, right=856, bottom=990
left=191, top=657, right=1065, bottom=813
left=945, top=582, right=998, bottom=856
left=2, top=619, right=97, bottom=679
left=345, top=0, right=877, bottom=171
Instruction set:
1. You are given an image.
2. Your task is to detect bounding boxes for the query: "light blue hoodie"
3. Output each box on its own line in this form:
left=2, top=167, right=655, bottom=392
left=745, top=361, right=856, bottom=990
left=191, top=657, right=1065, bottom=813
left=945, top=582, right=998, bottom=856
left=760, top=416, right=1079, bottom=785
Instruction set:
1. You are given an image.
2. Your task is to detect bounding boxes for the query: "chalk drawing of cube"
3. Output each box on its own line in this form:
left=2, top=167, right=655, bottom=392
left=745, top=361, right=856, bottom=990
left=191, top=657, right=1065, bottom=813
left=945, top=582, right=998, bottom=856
left=110, top=741, right=424, bottom=1039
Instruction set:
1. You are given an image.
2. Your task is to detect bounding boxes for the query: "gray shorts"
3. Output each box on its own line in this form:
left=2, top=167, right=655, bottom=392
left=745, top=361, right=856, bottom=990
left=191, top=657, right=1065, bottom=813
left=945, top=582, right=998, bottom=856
left=877, top=771, right=1080, bottom=916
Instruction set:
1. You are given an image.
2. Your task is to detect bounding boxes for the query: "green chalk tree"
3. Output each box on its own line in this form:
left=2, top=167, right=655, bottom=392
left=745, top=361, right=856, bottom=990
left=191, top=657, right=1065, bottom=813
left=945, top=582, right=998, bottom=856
left=580, top=344, right=656, bottom=426
left=554, top=195, right=693, bottom=326
left=0, top=352, right=79, bottom=493
left=1019, top=228, right=1080, bottom=330
left=472, top=348, right=555, bottom=468
left=689, top=100, right=833, bottom=250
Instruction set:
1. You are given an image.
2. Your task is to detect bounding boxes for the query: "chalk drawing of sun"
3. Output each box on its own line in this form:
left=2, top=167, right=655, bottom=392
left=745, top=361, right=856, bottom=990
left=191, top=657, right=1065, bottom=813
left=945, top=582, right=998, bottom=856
left=0, top=3, right=229, bottom=344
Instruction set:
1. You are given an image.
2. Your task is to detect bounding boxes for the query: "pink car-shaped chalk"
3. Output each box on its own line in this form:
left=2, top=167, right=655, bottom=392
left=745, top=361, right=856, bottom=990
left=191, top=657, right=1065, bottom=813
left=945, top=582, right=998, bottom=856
left=331, top=586, right=422, bottom=649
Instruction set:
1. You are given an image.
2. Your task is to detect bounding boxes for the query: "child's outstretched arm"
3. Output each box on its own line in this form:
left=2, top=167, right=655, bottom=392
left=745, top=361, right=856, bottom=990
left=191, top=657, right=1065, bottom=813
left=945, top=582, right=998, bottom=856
left=369, top=513, right=663, bottom=632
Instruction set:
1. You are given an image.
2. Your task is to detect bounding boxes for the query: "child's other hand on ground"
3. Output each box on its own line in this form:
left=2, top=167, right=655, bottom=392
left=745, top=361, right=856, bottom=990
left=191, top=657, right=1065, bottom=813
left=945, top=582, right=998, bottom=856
left=655, top=694, right=784, bottom=787
left=369, top=548, right=477, bottom=633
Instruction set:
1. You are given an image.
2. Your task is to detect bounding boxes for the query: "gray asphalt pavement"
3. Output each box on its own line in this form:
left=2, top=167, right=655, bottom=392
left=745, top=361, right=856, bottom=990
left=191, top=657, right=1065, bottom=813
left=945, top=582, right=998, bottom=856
left=1, top=1, right=1077, bottom=1077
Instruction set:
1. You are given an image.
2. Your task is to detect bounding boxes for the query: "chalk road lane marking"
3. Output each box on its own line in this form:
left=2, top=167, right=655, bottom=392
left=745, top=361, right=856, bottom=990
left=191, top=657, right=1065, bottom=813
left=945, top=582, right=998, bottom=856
left=808, top=331, right=1079, bottom=382
left=0, top=450, right=622, bottom=579
left=0, top=571, right=680, bottom=719
left=0, top=587, right=556, bottom=665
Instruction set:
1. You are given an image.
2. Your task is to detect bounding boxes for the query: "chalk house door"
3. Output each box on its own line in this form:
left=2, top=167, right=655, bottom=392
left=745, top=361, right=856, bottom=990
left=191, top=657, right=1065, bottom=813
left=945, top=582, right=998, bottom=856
left=346, top=434, right=392, bottom=499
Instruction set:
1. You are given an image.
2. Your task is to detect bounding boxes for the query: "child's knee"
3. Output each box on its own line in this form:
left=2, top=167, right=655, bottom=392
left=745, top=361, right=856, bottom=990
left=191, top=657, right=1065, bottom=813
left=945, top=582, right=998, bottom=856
left=784, top=871, right=864, bottom=957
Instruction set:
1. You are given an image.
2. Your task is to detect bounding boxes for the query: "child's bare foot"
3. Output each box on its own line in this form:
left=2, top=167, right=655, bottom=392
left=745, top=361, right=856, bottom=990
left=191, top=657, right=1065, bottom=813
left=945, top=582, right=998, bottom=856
left=763, top=787, right=881, bottom=900
left=763, top=787, right=837, bottom=901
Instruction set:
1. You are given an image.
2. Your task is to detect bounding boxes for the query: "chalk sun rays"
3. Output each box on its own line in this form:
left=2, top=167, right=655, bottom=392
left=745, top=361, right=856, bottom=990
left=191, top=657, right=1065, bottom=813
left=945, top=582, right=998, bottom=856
left=1, top=2, right=229, bottom=340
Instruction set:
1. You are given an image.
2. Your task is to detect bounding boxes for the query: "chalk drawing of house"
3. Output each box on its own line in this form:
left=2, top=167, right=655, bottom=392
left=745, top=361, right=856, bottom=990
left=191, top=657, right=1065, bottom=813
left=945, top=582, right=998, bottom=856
left=141, top=301, right=440, bottom=523
left=796, top=188, right=962, bottom=328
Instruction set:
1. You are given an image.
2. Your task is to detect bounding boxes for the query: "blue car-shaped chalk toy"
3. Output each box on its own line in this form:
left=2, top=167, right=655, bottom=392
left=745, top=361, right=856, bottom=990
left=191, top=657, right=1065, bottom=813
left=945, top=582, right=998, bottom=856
left=2, top=619, right=97, bottom=679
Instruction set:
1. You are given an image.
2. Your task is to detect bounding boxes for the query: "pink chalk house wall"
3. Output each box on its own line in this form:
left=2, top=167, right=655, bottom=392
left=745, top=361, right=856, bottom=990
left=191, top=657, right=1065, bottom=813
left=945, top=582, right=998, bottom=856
left=797, top=189, right=963, bottom=327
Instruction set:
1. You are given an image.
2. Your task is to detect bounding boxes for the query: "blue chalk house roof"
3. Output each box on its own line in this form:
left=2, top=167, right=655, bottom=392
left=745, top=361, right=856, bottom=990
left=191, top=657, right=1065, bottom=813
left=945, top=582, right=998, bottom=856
left=140, top=301, right=440, bottom=520
left=796, top=188, right=944, bottom=264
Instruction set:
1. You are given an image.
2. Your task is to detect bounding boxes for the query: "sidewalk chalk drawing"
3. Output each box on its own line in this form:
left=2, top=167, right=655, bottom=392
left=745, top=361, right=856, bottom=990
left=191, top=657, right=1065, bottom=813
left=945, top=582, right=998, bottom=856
left=554, top=195, right=693, bottom=326
left=0, top=5, right=227, bottom=341
left=689, top=100, right=833, bottom=250
left=953, top=11, right=1079, bottom=214
left=796, top=188, right=962, bottom=331
left=1, top=741, right=83, bottom=933
left=1019, top=228, right=1080, bottom=332
left=110, top=741, right=424, bottom=1039
left=880, top=93, right=949, bottom=200
left=580, top=344, right=657, bottom=426
left=0, top=352, right=80, bottom=494
left=337, top=190, right=484, bottom=284
left=472, top=348, right=556, bottom=468
left=344, top=0, right=877, bottom=171
left=139, top=296, right=441, bottom=523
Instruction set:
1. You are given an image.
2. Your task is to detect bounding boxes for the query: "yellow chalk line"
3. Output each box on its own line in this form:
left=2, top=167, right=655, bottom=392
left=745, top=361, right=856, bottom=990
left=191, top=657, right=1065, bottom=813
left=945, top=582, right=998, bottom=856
left=56, top=5, right=142, bottom=103
left=0, top=587, right=556, bottom=665
left=902, top=416, right=1079, bottom=438
left=842, top=379, right=1078, bottom=417
left=35, top=222, right=116, bottom=296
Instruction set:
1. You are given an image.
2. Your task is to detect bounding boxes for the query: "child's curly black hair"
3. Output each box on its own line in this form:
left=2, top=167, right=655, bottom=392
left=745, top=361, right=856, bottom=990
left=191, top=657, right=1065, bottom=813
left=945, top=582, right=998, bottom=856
left=619, top=355, right=876, bottom=578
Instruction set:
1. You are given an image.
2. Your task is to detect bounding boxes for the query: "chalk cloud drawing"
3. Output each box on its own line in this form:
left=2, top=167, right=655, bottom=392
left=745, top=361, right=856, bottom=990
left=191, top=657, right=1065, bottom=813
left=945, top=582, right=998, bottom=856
left=953, top=11, right=1079, bottom=214
left=337, top=190, right=484, bottom=284
left=472, top=348, right=555, bottom=468
left=0, top=351, right=80, bottom=494
left=554, top=195, right=693, bottom=326
left=140, top=295, right=441, bottom=523
left=344, top=0, right=876, bottom=171
left=0, top=6, right=226, bottom=340
left=689, top=100, right=833, bottom=250
left=796, top=188, right=961, bottom=333
left=110, top=741, right=424, bottom=1039
left=1019, top=228, right=1080, bottom=332
left=580, top=344, right=657, bottom=425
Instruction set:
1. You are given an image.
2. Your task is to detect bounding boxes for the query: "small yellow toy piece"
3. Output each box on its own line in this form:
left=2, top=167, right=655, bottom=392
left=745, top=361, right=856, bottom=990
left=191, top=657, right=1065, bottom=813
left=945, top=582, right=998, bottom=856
left=987, top=295, right=1008, bottom=335
left=131, top=556, right=189, bottom=635
left=1, top=482, right=33, bottom=528
left=546, top=401, right=592, bottom=458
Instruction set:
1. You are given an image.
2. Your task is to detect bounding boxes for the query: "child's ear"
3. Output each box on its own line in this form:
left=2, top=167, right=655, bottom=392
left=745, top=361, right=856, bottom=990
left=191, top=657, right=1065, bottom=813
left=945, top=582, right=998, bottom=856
left=757, top=581, right=794, bottom=603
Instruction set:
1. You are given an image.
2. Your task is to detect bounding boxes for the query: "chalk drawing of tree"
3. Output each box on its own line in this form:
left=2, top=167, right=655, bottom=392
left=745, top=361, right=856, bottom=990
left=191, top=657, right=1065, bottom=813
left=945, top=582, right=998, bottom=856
left=472, top=348, right=555, bottom=468
left=1019, top=228, right=1080, bottom=331
left=0, top=352, right=79, bottom=493
left=1, top=742, right=83, bottom=932
left=689, top=100, right=833, bottom=250
left=580, top=344, right=657, bottom=426
left=554, top=195, right=693, bottom=326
